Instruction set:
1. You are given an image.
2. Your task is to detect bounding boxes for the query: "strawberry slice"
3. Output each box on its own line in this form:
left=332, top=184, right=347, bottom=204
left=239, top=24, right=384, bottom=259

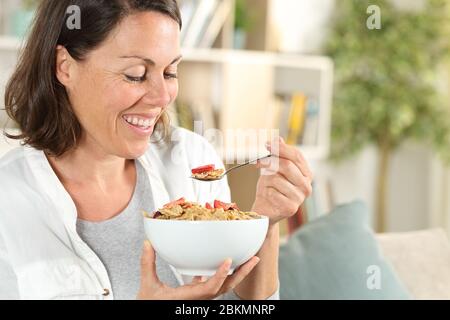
left=153, top=211, right=162, bottom=219
left=214, top=200, right=239, bottom=211
left=191, top=164, right=215, bottom=174
left=163, top=197, right=186, bottom=208
left=205, top=202, right=213, bottom=210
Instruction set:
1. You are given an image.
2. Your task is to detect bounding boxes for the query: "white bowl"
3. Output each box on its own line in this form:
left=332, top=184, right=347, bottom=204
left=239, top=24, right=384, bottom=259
left=143, top=216, right=269, bottom=276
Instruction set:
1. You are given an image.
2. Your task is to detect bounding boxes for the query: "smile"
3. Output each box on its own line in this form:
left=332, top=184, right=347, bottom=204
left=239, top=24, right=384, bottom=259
left=122, top=114, right=158, bottom=134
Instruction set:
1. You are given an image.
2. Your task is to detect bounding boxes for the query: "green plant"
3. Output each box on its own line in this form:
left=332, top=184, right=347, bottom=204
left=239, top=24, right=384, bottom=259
left=234, top=0, right=252, bottom=31
left=325, top=0, right=450, bottom=231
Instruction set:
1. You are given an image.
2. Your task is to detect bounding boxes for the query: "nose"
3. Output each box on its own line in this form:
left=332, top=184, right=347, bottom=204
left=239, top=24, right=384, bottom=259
left=142, top=74, right=172, bottom=107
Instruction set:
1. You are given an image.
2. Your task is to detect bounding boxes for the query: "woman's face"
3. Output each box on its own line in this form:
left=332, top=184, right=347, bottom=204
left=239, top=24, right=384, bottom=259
left=61, top=12, right=181, bottom=159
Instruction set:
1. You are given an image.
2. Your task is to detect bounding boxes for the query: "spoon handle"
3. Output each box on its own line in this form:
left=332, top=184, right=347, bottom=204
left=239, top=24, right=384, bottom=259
left=224, top=154, right=272, bottom=175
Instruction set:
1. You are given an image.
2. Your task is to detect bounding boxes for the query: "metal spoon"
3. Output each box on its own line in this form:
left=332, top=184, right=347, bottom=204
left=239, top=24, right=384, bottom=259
left=190, top=154, right=272, bottom=182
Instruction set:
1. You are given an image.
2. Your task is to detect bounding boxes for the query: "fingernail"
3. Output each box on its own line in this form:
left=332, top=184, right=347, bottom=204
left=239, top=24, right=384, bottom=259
left=224, top=258, right=232, bottom=269
left=255, top=257, right=261, bottom=264
left=279, top=137, right=285, bottom=143
left=144, top=240, right=152, bottom=250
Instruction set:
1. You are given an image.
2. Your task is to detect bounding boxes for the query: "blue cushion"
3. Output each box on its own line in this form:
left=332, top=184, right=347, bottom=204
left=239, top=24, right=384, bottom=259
left=279, top=201, right=410, bottom=299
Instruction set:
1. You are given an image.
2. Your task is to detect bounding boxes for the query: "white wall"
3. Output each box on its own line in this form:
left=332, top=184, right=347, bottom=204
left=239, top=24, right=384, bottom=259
left=320, top=143, right=434, bottom=232
left=388, top=143, right=432, bottom=231
left=271, top=0, right=335, bottom=54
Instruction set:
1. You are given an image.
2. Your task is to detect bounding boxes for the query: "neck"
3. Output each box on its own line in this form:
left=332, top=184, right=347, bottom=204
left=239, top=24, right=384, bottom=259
left=47, top=135, right=132, bottom=187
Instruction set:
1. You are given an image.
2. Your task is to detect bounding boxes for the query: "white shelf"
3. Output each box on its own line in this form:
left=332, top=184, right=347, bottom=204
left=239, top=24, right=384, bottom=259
left=179, top=48, right=334, bottom=162
left=181, top=47, right=333, bottom=68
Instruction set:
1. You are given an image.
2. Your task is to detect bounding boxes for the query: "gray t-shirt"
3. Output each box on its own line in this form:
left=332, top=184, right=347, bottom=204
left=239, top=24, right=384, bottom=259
left=76, top=161, right=180, bottom=300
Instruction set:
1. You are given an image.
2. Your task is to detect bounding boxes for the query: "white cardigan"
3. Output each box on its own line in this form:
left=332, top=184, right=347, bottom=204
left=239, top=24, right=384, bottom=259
left=0, top=128, right=232, bottom=300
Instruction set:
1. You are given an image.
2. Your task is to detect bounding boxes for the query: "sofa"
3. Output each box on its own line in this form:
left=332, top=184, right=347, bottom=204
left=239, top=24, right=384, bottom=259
left=278, top=201, right=450, bottom=300
left=376, top=228, right=450, bottom=299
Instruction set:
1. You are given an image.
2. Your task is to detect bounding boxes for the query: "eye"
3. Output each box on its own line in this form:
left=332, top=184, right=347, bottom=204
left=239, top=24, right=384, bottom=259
left=164, top=65, right=178, bottom=80
left=125, top=74, right=147, bottom=83
left=164, top=72, right=178, bottom=79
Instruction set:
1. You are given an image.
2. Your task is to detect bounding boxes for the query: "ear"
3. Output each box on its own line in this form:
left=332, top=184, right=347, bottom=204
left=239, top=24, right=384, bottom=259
left=55, top=45, right=73, bottom=86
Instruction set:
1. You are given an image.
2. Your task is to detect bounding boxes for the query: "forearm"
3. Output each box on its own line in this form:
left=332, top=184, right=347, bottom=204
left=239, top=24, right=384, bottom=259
left=233, top=223, right=279, bottom=300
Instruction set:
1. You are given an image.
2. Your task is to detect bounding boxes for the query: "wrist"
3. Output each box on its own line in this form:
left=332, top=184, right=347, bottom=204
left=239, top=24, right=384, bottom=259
left=267, top=223, right=279, bottom=238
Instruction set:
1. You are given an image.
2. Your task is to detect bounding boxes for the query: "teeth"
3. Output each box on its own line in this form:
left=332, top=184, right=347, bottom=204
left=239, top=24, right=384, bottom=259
left=124, top=116, right=154, bottom=129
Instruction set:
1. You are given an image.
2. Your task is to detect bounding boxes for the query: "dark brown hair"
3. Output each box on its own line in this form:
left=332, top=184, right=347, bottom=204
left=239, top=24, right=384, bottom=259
left=4, top=0, right=181, bottom=157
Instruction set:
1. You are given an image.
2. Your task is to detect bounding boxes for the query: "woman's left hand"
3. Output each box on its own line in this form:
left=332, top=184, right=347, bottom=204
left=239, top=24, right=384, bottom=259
left=251, top=137, right=313, bottom=226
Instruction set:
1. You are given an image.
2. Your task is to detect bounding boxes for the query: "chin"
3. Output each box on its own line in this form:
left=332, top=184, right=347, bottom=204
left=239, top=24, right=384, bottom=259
left=120, top=141, right=150, bottom=159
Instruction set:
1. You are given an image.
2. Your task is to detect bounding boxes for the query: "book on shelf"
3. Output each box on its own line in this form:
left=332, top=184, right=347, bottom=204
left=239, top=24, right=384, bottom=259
left=302, top=97, right=320, bottom=146
left=198, top=0, right=233, bottom=48
left=182, top=0, right=219, bottom=48
left=179, top=0, right=199, bottom=44
left=172, top=100, right=216, bottom=132
left=286, top=92, right=307, bottom=145
left=191, top=100, right=216, bottom=131
left=180, top=0, right=232, bottom=48
left=279, top=92, right=320, bottom=147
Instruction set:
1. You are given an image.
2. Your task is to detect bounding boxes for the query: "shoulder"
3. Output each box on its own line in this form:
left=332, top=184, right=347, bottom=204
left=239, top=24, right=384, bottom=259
left=0, top=147, right=28, bottom=183
left=0, top=146, right=26, bottom=167
left=0, top=147, right=43, bottom=233
left=0, top=147, right=42, bottom=208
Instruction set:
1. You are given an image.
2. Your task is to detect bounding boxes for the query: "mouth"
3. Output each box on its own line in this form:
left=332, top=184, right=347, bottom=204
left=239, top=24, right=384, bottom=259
left=122, top=114, right=159, bottom=135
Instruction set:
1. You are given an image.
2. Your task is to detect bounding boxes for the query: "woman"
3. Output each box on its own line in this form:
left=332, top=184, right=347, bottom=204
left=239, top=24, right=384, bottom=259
left=0, top=0, right=313, bottom=300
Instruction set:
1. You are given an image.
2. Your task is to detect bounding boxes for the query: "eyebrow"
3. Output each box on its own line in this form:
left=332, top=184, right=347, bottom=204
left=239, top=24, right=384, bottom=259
left=119, top=54, right=183, bottom=65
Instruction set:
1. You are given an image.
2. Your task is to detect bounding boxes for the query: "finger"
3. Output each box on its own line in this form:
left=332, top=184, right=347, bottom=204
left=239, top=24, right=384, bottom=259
left=272, top=138, right=312, bottom=178
left=140, top=240, right=161, bottom=287
left=275, top=171, right=312, bottom=198
left=259, top=154, right=312, bottom=184
left=268, top=173, right=306, bottom=201
left=175, top=259, right=232, bottom=300
left=220, top=256, right=260, bottom=294
left=265, top=186, right=302, bottom=215
left=198, top=258, right=232, bottom=298
left=266, top=138, right=313, bottom=180
left=257, top=158, right=305, bottom=188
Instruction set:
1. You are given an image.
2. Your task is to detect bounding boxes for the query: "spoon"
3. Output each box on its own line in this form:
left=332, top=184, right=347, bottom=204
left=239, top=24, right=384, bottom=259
left=190, top=154, right=272, bottom=182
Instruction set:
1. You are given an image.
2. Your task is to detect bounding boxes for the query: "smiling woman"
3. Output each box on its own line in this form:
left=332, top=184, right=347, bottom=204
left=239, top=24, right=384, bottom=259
left=0, top=0, right=312, bottom=302
left=5, top=0, right=182, bottom=158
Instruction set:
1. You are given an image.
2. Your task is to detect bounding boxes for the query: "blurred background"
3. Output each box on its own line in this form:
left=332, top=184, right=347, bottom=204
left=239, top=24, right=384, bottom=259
left=2, top=0, right=450, bottom=238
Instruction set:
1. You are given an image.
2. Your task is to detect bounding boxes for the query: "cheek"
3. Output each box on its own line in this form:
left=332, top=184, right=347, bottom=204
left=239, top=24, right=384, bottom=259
left=105, top=83, right=145, bottom=113
left=69, top=68, right=138, bottom=120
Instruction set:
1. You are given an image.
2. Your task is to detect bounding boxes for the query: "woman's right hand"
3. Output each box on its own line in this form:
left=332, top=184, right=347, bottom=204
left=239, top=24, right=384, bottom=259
left=137, top=241, right=260, bottom=300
